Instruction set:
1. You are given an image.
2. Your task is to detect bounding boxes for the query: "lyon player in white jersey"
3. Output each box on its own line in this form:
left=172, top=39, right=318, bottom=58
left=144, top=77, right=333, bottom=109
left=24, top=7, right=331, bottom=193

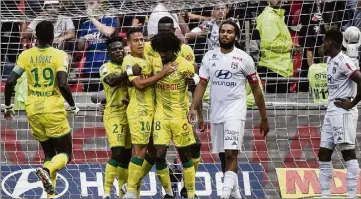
left=189, top=21, right=269, bottom=199
left=318, top=29, right=361, bottom=198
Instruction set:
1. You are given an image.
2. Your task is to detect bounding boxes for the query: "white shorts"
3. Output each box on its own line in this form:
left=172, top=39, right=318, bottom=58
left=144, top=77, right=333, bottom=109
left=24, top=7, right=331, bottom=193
left=210, top=120, right=245, bottom=153
left=320, top=112, right=358, bottom=150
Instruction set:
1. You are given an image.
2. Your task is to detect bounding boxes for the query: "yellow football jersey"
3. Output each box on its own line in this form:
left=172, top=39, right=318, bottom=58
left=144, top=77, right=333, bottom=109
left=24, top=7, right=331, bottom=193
left=153, top=55, right=194, bottom=119
left=122, top=54, right=155, bottom=119
left=14, top=46, right=67, bottom=116
left=144, top=41, right=195, bottom=64
left=99, top=61, right=128, bottom=117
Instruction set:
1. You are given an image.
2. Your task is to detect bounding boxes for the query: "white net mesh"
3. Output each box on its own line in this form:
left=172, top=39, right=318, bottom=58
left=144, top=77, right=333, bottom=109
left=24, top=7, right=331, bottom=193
left=1, top=0, right=361, bottom=198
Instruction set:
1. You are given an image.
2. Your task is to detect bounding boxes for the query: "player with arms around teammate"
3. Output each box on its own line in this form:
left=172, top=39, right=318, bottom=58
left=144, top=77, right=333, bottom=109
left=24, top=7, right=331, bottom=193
left=189, top=21, right=269, bottom=199
left=123, top=28, right=177, bottom=198
left=99, top=36, right=142, bottom=199
left=318, top=29, right=361, bottom=198
left=151, top=31, right=199, bottom=199
left=4, top=21, right=79, bottom=197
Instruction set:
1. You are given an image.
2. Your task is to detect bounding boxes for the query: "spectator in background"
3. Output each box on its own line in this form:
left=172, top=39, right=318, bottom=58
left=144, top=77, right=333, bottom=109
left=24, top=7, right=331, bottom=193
left=308, top=47, right=328, bottom=103
left=22, top=0, right=75, bottom=50
left=343, top=0, right=361, bottom=30
left=77, top=0, right=117, bottom=92
left=256, top=0, right=296, bottom=93
left=186, top=4, right=230, bottom=50
left=147, top=3, right=187, bottom=43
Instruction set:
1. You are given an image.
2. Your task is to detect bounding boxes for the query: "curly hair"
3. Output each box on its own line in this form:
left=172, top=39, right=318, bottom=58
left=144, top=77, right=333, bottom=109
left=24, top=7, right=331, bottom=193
left=105, top=36, right=125, bottom=47
left=150, top=31, right=181, bottom=54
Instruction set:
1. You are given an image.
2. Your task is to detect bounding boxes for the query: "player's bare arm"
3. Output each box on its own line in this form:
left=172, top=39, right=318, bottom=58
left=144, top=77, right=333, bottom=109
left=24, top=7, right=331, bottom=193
left=4, top=71, right=21, bottom=120
left=131, top=62, right=178, bottom=89
left=335, top=70, right=361, bottom=109
left=57, top=71, right=76, bottom=107
left=103, top=65, right=142, bottom=87
left=249, top=82, right=270, bottom=137
left=189, top=79, right=208, bottom=122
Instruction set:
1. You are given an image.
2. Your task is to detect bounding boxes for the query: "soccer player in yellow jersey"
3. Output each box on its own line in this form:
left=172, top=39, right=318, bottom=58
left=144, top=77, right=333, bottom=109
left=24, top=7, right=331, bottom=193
left=4, top=21, right=79, bottom=197
left=151, top=32, right=198, bottom=198
left=123, top=28, right=177, bottom=198
left=99, top=36, right=142, bottom=199
left=143, top=16, right=204, bottom=198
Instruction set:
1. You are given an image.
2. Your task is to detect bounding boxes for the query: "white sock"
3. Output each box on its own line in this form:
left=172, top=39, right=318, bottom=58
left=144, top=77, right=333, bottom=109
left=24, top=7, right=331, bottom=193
left=222, top=171, right=237, bottom=198
left=126, top=191, right=137, bottom=198
left=319, top=161, right=333, bottom=198
left=165, top=189, right=174, bottom=197
left=346, top=159, right=359, bottom=198
left=231, top=173, right=242, bottom=199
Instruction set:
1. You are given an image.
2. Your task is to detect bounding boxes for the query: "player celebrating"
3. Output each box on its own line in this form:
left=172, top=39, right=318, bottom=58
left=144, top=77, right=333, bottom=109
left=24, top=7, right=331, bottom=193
left=123, top=28, right=177, bottom=198
left=4, top=21, right=79, bottom=197
left=99, top=36, right=142, bottom=199
left=189, top=21, right=269, bottom=199
left=151, top=31, right=199, bottom=199
left=318, top=29, right=361, bottom=198
left=144, top=16, right=204, bottom=198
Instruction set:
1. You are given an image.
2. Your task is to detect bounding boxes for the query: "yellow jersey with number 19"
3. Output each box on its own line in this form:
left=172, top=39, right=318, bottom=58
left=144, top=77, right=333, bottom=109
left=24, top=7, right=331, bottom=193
left=99, top=61, right=128, bottom=117
left=153, top=56, right=195, bottom=119
left=14, top=46, right=67, bottom=116
left=121, top=54, right=155, bottom=119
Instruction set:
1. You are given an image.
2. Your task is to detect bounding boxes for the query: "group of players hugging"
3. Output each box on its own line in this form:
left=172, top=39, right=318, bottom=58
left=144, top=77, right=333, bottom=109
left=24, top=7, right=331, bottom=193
left=4, top=6, right=361, bottom=199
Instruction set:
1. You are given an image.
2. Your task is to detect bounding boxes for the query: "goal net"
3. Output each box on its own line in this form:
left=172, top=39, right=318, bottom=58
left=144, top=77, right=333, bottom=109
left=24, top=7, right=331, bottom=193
left=1, top=0, right=359, bottom=198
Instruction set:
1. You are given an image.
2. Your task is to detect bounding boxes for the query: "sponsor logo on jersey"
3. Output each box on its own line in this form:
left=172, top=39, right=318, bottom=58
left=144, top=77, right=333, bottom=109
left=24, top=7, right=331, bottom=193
left=314, top=73, right=327, bottom=80
left=210, top=54, right=218, bottom=60
left=186, top=54, right=193, bottom=61
left=327, top=75, right=335, bottom=84
left=214, top=70, right=232, bottom=79
left=231, top=62, right=238, bottom=69
left=332, top=67, right=336, bottom=74
left=232, top=56, right=242, bottom=61
left=1, top=168, right=68, bottom=198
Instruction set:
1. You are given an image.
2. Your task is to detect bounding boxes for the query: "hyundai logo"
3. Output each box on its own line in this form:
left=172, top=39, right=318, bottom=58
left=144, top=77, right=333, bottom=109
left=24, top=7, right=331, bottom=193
left=1, top=168, right=68, bottom=198
left=215, top=70, right=232, bottom=79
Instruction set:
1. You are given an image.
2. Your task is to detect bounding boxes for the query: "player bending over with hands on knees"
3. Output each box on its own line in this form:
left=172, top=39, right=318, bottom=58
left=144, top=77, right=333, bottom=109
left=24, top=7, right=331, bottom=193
left=123, top=28, right=178, bottom=199
left=318, top=29, right=361, bottom=198
left=4, top=21, right=79, bottom=198
left=188, top=21, right=269, bottom=199
left=99, top=36, right=142, bottom=199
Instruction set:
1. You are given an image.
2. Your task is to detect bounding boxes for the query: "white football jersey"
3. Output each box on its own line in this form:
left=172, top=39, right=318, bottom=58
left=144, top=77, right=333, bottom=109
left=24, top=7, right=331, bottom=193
left=326, top=52, right=359, bottom=113
left=199, top=48, right=258, bottom=123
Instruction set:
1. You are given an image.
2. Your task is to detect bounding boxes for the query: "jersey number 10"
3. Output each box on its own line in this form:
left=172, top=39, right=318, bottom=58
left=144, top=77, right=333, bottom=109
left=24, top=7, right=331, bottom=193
left=30, top=67, right=54, bottom=87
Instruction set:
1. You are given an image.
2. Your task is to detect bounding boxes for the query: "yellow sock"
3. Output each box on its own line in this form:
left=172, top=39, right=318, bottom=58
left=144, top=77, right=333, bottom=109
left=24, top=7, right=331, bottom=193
left=117, top=165, right=128, bottom=197
left=192, top=157, right=200, bottom=173
left=140, top=154, right=154, bottom=180
left=104, top=159, right=119, bottom=195
left=44, top=153, right=68, bottom=176
left=127, top=157, right=144, bottom=193
left=183, top=161, right=195, bottom=198
left=156, top=162, right=172, bottom=194
left=44, top=160, right=57, bottom=198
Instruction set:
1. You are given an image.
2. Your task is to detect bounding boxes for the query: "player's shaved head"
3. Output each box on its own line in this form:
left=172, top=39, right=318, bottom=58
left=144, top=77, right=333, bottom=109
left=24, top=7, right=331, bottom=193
left=36, top=21, right=54, bottom=44
left=158, top=16, right=175, bottom=33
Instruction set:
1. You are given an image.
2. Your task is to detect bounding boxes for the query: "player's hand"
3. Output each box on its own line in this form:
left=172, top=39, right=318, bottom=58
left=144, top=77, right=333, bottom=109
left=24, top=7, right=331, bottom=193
left=4, top=105, right=15, bottom=120
left=132, top=65, right=142, bottom=76
left=188, top=109, right=197, bottom=124
left=198, top=118, right=205, bottom=132
left=334, top=98, right=353, bottom=110
left=53, top=36, right=65, bottom=44
left=161, top=62, right=178, bottom=76
left=98, top=103, right=105, bottom=115
left=259, top=118, right=269, bottom=138
left=292, top=43, right=301, bottom=54
left=69, top=106, right=80, bottom=116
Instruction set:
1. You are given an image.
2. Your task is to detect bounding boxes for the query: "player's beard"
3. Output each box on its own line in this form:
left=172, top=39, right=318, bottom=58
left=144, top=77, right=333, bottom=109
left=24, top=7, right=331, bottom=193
left=219, top=39, right=235, bottom=50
